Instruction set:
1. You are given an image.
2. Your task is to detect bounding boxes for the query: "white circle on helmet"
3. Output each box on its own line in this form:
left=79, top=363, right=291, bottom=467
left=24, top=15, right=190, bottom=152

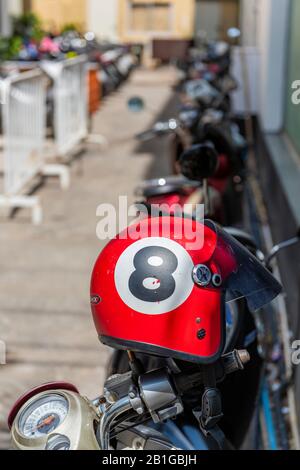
left=114, top=237, right=194, bottom=315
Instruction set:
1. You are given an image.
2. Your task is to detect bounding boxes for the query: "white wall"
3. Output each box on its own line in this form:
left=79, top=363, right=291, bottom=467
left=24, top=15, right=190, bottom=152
left=257, top=0, right=290, bottom=133
left=8, top=0, right=22, bottom=16
left=87, top=0, right=119, bottom=41
left=239, top=0, right=290, bottom=132
left=0, top=0, right=12, bottom=36
left=240, top=0, right=259, bottom=47
left=231, top=47, right=259, bottom=115
left=0, top=0, right=22, bottom=36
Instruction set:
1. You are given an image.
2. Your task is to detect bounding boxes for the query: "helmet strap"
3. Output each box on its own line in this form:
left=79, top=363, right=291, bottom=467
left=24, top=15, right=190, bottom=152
left=193, top=364, right=228, bottom=449
left=127, top=351, right=144, bottom=385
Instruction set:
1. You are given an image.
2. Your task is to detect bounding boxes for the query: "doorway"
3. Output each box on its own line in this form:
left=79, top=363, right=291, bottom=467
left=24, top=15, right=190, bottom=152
left=195, top=0, right=240, bottom=42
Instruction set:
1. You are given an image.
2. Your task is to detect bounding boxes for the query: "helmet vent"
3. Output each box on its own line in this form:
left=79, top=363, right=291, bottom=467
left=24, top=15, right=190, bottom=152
left=197, top=329, right=207, bottom=340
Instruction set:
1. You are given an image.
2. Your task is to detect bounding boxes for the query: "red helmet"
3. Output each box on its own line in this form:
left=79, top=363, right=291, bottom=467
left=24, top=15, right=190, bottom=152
left=90, top=216, right=281, bottom=363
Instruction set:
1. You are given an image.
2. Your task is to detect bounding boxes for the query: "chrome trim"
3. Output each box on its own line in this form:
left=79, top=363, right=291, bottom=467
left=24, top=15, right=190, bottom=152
left=98, top=396, right=132, bottom=450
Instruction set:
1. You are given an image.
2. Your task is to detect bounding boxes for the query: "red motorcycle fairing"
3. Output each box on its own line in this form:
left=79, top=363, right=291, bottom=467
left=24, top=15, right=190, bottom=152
left=146, top=190, right=195, bottom=214
left=209, top=153, right=232, bottom=194
left=142, top=154, right=231, bottom=222
left=91, top=217, right=229, bottom=364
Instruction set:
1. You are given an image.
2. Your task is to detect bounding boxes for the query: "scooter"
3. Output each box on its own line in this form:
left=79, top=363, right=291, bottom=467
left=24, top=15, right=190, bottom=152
left=8, top=219, right=298, bottom=450
left=104, top=144, right=266, bottom=449
left=101, top=132, right=293, bottom=450
left=8, top=142, right=298, bottom=451
left=177, top=39, right=233, bottom=85
left=135, top=121, right=246, bottom=226
left=128, top=80, right=246, bottom=226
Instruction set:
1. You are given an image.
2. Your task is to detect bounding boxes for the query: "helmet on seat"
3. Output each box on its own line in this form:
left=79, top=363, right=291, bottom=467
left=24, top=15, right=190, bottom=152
left=90, top=216, right=281, bottom=364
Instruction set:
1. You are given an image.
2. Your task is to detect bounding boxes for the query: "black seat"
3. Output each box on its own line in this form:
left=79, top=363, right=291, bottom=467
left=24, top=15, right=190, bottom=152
left=142, top=184, right=187, bottom=198
left=137, top=177, right=199, bottom=199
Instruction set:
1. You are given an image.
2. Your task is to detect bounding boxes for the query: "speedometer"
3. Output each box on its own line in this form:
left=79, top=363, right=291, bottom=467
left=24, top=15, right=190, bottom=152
left=18, top=394, right=69, bottom=439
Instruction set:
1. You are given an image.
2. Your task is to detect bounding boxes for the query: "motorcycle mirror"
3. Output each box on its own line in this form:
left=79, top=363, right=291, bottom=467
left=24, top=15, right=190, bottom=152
left=265, top=230, right=300, bottom=269
left=179, top=143, right=218, bottom=181
left=227, top=27, right=241, bottom=39
left=127, top=96, right=145, bottom=113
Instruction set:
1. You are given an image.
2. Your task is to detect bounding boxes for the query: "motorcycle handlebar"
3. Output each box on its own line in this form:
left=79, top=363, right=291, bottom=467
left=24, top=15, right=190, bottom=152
left=173, top=349, right=249, bottom=395
left=97, top=396, right=133, bottom=450
left=135, top=120, right=179, bottom=141
left=135, top=129, right=157, bottom=141
left=98, top=350, right=250, bottom=449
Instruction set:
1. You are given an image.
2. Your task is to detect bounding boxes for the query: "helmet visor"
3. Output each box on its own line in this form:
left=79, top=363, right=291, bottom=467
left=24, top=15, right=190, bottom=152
left=205, top=220, right=282, bottom=311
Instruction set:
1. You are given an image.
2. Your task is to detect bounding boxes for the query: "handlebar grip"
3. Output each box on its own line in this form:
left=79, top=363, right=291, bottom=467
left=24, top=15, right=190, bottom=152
left=173, top=350, right=250, bottom=395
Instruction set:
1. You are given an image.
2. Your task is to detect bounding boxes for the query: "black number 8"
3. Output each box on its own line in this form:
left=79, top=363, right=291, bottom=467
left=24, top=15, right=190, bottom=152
left=129, top=247, right=178, bottom=302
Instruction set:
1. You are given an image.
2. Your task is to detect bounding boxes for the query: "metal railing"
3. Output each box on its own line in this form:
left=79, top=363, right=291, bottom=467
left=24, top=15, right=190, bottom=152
left=0, top=69, right=47, bottom=224
left=43, top=56, right=88, bottom=158
left=2, top=69, right=46, bottom=195
left=0, top=56, right=97, bottom=224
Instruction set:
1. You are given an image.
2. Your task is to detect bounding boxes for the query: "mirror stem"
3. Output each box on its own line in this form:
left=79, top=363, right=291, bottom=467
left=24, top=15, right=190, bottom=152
left=266, top=236, right=300, bottom=269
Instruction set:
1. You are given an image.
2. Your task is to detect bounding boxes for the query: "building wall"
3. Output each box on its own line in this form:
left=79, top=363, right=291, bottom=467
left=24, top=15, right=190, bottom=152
left=0, top=0, right=10, bottom=35
left=118, top=0, right=195, bottom=44
left=31, top=0, right=87, bottom=32
left=30, top=0, right=119, bottom=39
left=285, top=0, right=300, bottom=154
left=257, top=0, right=290, bottom=133
left=233, top=0, right=289, bottom=121
left=11, top=1, right=195, bottom=44
left=8, top=0, right=23, bottom=16
left=239, top=0, right=258, bottom=46
left=0, top=0, right=23, bottom=36
left=240, top=0, right=290, bottom=133
left=87, top=0, right=118, bottom=41
left=195, top=0, right=240, bottom=42
left=241, top=0, right=300, bottom=436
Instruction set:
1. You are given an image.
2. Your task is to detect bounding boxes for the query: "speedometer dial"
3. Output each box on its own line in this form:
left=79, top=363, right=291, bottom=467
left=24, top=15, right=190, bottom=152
left=18, top=394, right=69, bottom=439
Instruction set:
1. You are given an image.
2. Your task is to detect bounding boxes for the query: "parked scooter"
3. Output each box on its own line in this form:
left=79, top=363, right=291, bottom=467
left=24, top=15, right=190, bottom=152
left=90, top=43, right=136, bottom=96
left=8, top=219, right=300, bottom=450
left=7, top=134, right=298, bottom=450
left=177, top=26, right=241, bottom=87
left=131, top=103, right=246, bottom=226
left=103, top=144, right=269, bottom=449
left=7, top=30, right=294, bottom=451
left=127, top=37, right=246, bottom=227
